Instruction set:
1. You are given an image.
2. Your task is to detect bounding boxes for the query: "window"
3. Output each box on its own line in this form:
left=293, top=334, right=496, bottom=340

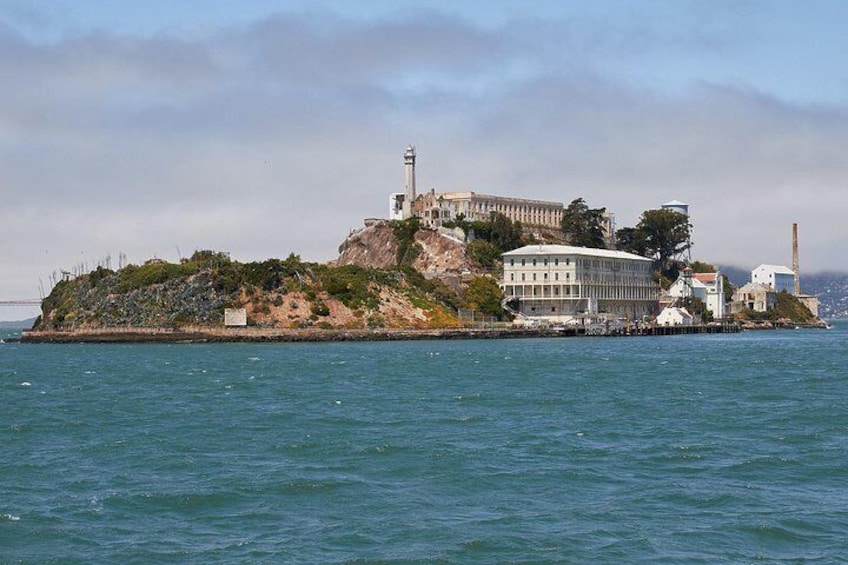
left=510, top=259, right=514, bottom=266
left=532, top=259, right=537, bottom=266
left=555, top=258, right=559, bottom=266
left=510, top=273, right=514, bottom=281
left=555, top=273, right=559, bottom=281
left=532, top=273, right=536, bottom=281
left=543, top=273, right=548, bottom=280
left=544, top=258, right=548, bottom=266
left=521, top=259, right=526, bottom=266
left=521, top=273, right=525, bottom=281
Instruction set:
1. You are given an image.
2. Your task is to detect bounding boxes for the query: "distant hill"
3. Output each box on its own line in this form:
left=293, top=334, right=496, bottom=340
left=800, top=272, right=848, bottom=319
left=0, top=317, right=36, bottom=330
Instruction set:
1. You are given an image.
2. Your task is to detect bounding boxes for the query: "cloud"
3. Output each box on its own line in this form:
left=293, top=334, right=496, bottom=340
left=2, top=4, right=848, bottom=311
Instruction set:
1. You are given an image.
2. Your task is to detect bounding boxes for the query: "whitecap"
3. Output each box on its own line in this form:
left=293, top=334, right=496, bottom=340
left=19, top=382, right=31, bottom=387
left=3, top=514, right=20, bottom=522
left=334, top=400, right=342, bottom=405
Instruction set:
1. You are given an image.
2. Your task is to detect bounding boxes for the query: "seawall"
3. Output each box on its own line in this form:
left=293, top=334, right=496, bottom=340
left=21, top=323, right=740, bottom=344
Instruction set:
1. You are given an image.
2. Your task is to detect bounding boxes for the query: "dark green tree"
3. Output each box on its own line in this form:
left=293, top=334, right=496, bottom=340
left=617, top=209, right=691, bottom=276
left=489, top=212, right=524, bottom=252
left=560, top=198, right=607, bottom=248
left=615, top=226, right=648, bottom=257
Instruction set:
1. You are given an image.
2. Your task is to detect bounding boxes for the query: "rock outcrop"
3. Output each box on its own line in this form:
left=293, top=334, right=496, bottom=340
left=336, top=220, right=480, bottom=276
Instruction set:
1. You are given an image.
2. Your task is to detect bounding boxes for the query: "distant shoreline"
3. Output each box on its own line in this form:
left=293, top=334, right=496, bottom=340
left=19, top=324, right=741, bottom=344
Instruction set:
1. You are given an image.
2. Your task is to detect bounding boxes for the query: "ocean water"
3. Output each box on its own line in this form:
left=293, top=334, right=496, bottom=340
left=2, top=323, right=847, bottom=564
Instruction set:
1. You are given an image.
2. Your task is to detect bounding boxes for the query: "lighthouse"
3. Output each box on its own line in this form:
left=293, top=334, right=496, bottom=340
left=402, top=145, right=416, bottom=219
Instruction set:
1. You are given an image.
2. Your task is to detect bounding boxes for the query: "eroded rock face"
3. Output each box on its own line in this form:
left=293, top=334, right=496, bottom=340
left=336, top=222, right=399, bottom=270
left=336, top=220, right=479, bottom=276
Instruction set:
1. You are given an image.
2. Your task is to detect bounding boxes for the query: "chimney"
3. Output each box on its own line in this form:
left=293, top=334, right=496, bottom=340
left=792, top=223, right=800, bottom=295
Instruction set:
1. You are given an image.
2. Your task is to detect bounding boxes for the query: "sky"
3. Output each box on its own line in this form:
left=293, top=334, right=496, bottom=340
left=2, top=0, right=848, bottom=320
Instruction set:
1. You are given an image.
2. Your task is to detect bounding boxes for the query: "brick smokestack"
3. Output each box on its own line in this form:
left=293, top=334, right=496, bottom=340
left=792, top=223, right=800, bottom=295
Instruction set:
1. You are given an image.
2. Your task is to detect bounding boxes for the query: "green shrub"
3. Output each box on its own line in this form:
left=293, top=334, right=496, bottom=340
left=117, top=262, right=194, bottom=293
left=319, top=265, right=380, bottom=309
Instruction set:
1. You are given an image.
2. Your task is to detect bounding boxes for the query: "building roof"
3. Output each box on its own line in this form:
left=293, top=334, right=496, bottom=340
left=502, top=244, right=652, bottom=262
left=662, top=200, right=689, bottom=207
left=736, top=282, right=776, bottom=293
left=693, top=273, right=717, bottom=283
left=753, top=264, right=795, bottom=275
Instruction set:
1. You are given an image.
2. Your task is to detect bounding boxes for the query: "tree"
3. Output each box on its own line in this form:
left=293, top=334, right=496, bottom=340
left=616, top=209, right=691, bottom=277
left=466, top=239, right=501, bottom=270
left=489, top=212, right=524, bottom=252
left=637, top=209, right=691, bottom=271
left=615, top=226, right=648, bottom=257
left=560, top=198, right=607, bottom=248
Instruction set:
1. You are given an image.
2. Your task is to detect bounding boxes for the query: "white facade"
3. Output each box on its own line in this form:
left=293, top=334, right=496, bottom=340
left=751, top=264, right=795, bottom=294
left=389, top=193, right=405, bottom=221
left=668, top=270, right=727, bottom=319
left=656, top=307, right=694, bottom=326
left=502, top=245, right=658, bottom=324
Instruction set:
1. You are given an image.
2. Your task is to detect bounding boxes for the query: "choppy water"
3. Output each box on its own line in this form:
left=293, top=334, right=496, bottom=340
left=2, top=323, right=848, bottom=563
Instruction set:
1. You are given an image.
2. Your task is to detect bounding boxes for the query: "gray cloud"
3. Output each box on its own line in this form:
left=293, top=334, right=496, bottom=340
left=2, top=4, right=847, bottom=313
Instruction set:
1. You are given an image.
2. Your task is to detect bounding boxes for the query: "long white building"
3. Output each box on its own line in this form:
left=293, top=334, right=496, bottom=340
left=502, top=245, right=659, bottom=324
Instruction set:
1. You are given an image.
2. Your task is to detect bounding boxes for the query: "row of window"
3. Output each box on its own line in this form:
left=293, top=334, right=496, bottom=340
left=508, top=272, right=653, bottom=285
left=510, top=257, right=570, bottom=267
left=508, top=256, right=650, bottom=272
left=505, top=285, right=657, bottom=300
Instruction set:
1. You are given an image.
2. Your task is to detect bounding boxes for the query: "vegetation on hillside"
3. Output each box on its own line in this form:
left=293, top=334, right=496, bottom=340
left=443, top=212, right=524, bottom=271
left=35, top=247, right=502, bottom=331
left=734, top=291, right=818, bottom=324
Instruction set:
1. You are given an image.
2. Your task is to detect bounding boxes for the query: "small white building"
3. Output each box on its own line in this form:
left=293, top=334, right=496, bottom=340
left=751, top=264, right=795, bottom=294
left=502, top=245, right=659, bottom=324
left=668, top=268, right=727, bottom=319
left=656, top=306, right=694, bottom=326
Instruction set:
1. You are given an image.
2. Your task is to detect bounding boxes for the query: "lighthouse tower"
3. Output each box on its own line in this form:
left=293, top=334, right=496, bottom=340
left=402, top=145, right=416, bottom=219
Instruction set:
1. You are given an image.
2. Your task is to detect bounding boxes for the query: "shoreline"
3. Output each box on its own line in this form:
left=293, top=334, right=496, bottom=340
left=19, top=323, right=741, bottom=344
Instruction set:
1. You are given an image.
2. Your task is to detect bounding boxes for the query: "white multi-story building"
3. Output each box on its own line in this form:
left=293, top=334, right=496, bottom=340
left=751, top=264, right=795, bottom=294
left=668, top=268, right=727, bottom=319
left=502, top=245, right=659, bottom=324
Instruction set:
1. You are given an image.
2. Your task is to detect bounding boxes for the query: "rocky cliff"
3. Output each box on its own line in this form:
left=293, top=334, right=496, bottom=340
left=336, top=220, right=481, bottom=276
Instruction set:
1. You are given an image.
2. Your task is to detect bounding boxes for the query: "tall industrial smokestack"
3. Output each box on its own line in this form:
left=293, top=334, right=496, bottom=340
left=792, top=223, right=800, bottom=296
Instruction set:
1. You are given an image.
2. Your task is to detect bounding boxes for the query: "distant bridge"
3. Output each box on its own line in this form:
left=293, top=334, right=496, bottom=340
left=0, top=300, right=41, bottom=307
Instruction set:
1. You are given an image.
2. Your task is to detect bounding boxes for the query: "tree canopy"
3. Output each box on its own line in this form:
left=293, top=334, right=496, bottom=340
left=560, top=198, right=608, bottom=248
left=616, top=208, right=692, bottom=276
